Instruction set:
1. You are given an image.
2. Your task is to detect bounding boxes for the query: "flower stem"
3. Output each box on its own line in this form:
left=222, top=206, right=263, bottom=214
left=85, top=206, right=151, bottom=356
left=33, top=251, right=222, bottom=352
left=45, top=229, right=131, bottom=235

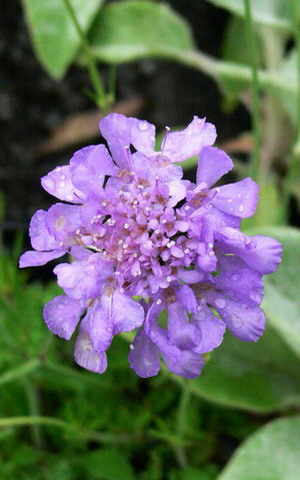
left=0, top=416, right=143, bottom=444
left=283, top=0, right=300, bottom=217
left=62, top=0, right=107, bottom=111
left=0, top=359, right=40, bottom=387
left=244, top=0, right=262, bottom=182
left=175, top=385, right=192, bottom=468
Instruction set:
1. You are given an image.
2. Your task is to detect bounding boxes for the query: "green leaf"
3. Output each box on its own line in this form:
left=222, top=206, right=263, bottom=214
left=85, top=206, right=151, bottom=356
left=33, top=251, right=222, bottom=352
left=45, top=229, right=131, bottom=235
left=189, top=325, right=300, bottom=413
left=22, top=0, right=104, bottom=78
left=242, top=179, right=285, bottom=229
left=205, top=0, right=292, bottom=32
left=271, top=49, right=298, bottom=123
left=189, top=226, right=300, bottom=413
left=88, top=0, right=194, bottom=64
left=84, top=449, right=137, bottom=480
left=218, top=416, right=300, bottom=480
left=253, top=227, right=300, bottom=358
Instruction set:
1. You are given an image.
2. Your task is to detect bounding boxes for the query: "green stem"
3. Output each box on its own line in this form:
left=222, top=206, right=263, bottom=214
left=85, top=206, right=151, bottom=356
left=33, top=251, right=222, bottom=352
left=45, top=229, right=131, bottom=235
left=0, top=416, right=143, bottom=444
left=0, top=359, right=40, bottom=387
left=244, top=0, right=261, bottom=181
left=283, top=0, right=300, bottom=215
left=23, top=380, right=44, bottom=450
left=62, top=0, right=107, bottom=110
left=175, top=385, right=192, bottom=468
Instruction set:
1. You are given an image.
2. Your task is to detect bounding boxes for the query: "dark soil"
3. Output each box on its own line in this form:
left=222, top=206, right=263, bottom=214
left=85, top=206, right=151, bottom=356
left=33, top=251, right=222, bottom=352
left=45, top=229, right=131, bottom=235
left=0, top=0, right=250, bottom=239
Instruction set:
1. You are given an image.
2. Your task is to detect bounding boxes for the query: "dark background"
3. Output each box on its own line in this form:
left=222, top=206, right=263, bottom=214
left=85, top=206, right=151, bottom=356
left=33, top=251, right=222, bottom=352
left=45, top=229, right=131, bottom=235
left=0, top=0, right=249, bottom=239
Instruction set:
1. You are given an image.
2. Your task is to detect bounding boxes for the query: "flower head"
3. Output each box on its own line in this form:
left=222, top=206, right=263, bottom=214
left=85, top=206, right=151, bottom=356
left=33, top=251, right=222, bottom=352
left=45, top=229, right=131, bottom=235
left=20, top=113, right=282, bottom=379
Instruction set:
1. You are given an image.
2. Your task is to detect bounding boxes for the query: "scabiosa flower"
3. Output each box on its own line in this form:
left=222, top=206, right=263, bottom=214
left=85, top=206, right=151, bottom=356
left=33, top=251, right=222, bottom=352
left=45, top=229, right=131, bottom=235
left=20, top=113, right=282, bottom=379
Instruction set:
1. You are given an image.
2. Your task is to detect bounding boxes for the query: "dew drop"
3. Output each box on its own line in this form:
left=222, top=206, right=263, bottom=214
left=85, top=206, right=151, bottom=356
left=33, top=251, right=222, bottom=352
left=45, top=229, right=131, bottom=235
left=231, top=315, right=243, bottom=328
left=239, top=204, right=245, bottom=213
left=139, top=121, right=148, bottom=131
left=232, top=274, right=240, bottom=281
left=215, top=298, right=226, bottom=309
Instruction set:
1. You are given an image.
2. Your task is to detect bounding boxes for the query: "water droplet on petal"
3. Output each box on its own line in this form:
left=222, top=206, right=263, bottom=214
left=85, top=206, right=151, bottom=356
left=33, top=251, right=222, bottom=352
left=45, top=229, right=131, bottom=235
left=215, top=298, right=226, bottom=309
left=239, top=204, right=244, bottom=213
left=139, top=121, right=148, bottom=131
left=231, top=315, right=243, bottom=328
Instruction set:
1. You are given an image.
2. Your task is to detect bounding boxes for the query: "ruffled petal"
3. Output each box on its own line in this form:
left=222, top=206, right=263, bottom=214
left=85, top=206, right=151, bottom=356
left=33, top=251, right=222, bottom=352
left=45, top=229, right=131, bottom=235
left=128, top=328, right=161, bottom=378
left=191, top=304, right=225, bottom=353
left=53, top=255, right=110, bottom=299
left=86, top=295, right=114, bottom=352
left=99, top=113, right=155, bottom=168
left=41, top=165, right=83, bottom=204
left=112, top=292, right=144, bottom=334
left=46, top=203, right=81, bottom=243
left=70, top=144, right=117, bottom=198
left=145, top=303, right=204, bottom=379
left=211, top=177, right=259, bottom=218
left=215, top=255, right=264, bottom=305
left=196, top=146, right=233, bottom=187
left=74, top=331, right=107, bottom=374
left=43, top=295, right=85, bottom=340
left=162, top=116, right=216, bottom=163
left=210, top=295, right=266, bottom=342
left=29, top=210, right=59, bottom=251
left=19, top=249, right=65, bottom=268
left=167, top=303, right=201, bottom=350
left=176, top=284, right=198, bottom=312
left=216, top=228, right=283, bottom=274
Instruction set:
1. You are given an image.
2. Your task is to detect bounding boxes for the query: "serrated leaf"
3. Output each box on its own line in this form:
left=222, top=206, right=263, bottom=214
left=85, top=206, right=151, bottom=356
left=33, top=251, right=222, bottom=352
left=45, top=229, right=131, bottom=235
left=88, top=0, right=194, bottom=64
left=218, top=416, right=300, bottom=480
left=205, top=0, right=293, bottom=32
left=22, top=0, right=104, bottom=78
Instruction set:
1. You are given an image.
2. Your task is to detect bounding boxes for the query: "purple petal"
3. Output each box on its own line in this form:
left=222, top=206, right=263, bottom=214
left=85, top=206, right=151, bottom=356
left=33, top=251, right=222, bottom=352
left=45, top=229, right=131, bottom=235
left=215, top=255, right=264, bottom=305
left=29, top=210, right=59, bottom=251
left=46, top=203, right=81, bottom=243
left=70, top=144, right=117, bottom=198
left=53, top=255, right=110, bottom=299
left=128, top=328, right=161, bottom=378
left=216, top=228, right=282, bottom=274
left=196, top=146, right=233, bottom=187
left=210, top=295, right=266, bottom=342
left=167, top=303, right=201, bottom=350
left=74, top=331, right=107, bottom=374
left=211, top=177, right=259, bottom=218
left=177, top=268, right=204, bottom=284
left=191, top=304, right=225, bottom=353
left=19, top=249, right=65, bottom=268
left=99, top=113, right=155, bottom=168
left=161, top=347, right=204, bottom=379
left=41, top=165, right=83, bottom=204
left=176, top=285, right=198, bottom=312
left=162, top=116, right=216, bottom=163
left=112, top=292, right=144, bottom=334
left=43, top=295, right=85, bottom=340
left=86, top=295, right=114, bottom=352
left=145, top=303, right=204, bottom=379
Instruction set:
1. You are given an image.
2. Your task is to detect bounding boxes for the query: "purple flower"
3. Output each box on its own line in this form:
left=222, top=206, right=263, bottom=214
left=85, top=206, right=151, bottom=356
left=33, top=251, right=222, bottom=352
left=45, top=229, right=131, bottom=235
left=20, top=113, right=282, bottom=379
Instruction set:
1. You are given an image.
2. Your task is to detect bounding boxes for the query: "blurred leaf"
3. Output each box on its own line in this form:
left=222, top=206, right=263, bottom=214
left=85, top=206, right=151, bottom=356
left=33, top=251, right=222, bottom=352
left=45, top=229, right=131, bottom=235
left=84, top=449, right=137, bottom=480
left=242, top=180, right=285, bottom=229
left=218, top=416, right=300, bottom=480
left=205, top=0, right=293, bottom=32
left=271, top=49, right=297, bottom=123
left=189, top=325, right=300, bottom=413
left=88, top=0, right=194, bottom=64
left=254, top=227, right=300, bottom=358
left=22, top=0, right=104, bottom=78
left=219, top=16, right=262, bottom=98
left=189, top=227, right=300, bottom=412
